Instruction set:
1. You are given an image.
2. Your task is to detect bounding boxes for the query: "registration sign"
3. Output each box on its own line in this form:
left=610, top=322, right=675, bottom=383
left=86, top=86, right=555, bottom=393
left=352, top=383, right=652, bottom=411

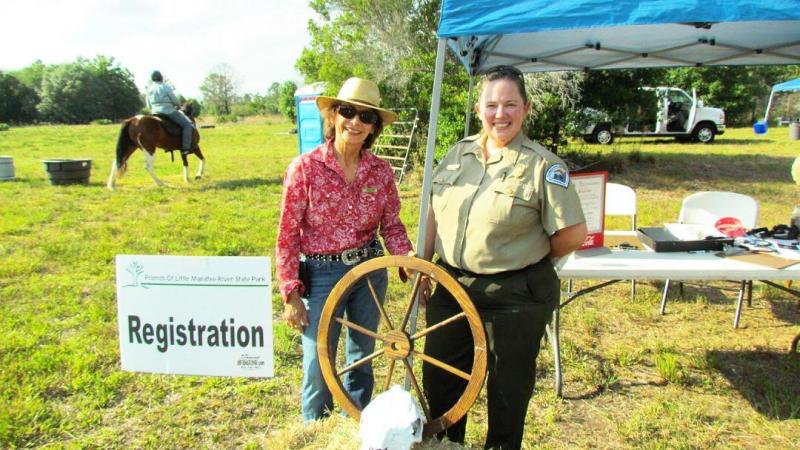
left=115, top=255, right=273, bottom=377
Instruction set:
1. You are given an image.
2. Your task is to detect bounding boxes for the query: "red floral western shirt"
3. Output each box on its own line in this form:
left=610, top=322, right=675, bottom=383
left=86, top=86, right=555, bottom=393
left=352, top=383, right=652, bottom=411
left=276, top=140, right=413, bottom=300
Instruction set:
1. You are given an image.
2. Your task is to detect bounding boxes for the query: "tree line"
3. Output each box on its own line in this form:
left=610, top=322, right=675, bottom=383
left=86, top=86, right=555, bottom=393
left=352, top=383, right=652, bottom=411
left=0, top=57, right=299, bottom=125
left=296, top=0, right=800, bottom=156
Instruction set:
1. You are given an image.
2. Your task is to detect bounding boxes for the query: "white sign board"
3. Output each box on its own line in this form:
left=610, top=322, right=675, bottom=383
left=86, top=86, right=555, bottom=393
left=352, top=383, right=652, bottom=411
left=116, top=255, right=273, bottom=377
left=571, top=171, right=607, bottom=250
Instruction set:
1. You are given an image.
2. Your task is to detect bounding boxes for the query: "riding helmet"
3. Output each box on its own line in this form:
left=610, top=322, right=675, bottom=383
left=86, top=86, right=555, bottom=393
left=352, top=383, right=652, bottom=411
left=151, top=70, right=163, bottom=82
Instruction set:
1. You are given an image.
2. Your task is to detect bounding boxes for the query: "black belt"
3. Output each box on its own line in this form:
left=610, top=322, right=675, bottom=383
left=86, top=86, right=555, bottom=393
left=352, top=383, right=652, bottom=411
left=304, top=240, right=384, bottom=266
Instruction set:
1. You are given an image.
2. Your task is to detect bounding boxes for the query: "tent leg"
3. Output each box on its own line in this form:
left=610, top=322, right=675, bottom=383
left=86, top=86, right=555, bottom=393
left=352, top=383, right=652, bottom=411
left=414, top=37, right=447, bottom=259
left=406, top=37, right=447, bottom=391
left=464, top=75, right=474, bottom=138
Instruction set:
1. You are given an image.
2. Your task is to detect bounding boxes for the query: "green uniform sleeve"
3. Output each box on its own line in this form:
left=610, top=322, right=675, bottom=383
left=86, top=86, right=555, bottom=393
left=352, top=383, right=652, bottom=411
left=539, top=161, right=585, bottom=235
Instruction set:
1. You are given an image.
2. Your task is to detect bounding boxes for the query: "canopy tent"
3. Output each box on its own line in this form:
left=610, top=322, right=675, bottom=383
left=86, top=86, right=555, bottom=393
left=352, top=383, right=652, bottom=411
left=417, top=0, right=800, bottom=248
left=772, top=78, right=800, bottom=93
left=439, top=1, right=800, bottom=75
left=762, top=77, right=800, bottom=124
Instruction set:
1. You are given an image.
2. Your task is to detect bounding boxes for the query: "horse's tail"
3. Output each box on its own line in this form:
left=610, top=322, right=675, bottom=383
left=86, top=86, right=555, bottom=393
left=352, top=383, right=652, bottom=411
left=115, top=120, right=134, bottom=175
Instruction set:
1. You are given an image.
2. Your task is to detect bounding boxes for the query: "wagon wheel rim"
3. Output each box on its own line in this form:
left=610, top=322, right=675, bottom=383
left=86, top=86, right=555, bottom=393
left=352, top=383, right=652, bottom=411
left=317, top=255, right=487, bottom=437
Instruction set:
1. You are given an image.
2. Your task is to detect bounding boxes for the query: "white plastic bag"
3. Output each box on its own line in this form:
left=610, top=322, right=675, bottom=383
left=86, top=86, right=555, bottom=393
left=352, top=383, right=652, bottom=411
left=359, top=385, right=426, bottom=450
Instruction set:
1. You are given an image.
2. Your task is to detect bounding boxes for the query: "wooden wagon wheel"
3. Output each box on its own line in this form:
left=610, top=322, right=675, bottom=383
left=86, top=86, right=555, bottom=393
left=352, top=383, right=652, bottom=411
left=317, top=255, right=487, bottom=436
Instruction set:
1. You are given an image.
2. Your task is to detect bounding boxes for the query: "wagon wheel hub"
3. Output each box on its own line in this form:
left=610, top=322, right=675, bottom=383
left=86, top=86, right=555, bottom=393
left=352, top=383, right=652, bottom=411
left=384, top=329, right=413, bottom=359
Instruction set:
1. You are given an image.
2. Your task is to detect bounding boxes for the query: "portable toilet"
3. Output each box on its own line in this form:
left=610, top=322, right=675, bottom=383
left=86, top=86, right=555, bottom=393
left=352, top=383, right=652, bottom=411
left=294, top=83, right=326, bottom=154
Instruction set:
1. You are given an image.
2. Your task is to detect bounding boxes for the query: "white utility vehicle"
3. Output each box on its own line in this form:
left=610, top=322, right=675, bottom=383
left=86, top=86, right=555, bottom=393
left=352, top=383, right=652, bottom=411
left=583, top=87, right=725, bottom=145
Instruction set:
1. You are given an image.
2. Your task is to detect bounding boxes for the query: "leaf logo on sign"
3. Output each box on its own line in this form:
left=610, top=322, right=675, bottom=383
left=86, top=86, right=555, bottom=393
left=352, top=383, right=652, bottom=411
left=123, top=261, right=147, bottom=288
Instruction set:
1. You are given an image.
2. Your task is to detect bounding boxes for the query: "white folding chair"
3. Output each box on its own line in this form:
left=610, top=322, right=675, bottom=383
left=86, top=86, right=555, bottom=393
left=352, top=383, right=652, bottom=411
left=661, top=191, right=759, bottom=328
left=605, top=183, right=637, bottom=298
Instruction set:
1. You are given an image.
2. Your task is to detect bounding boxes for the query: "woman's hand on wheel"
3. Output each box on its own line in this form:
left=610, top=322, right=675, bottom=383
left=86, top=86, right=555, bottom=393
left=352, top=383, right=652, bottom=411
left=398, top=250, right=417, bottom=282
left=418, top=275, right=432, bottom=307
left=283, top=291, right=308, bottom=332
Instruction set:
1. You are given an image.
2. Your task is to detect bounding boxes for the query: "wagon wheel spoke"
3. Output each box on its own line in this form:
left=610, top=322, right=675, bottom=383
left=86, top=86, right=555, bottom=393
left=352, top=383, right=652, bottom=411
left=336, top=348, right=385, bottom=377
left=335, top=317, right=384, bottom=342
left=383, top=359, right=397, bottom=391
left=402, top=358, right=432, bottom=422
left=367, top=276, right=394, bottom=330
left=414, top=351, right=471, bottom=381
left=411, top=312, right=467, bottom=340
left=400, top=272, right=423, bottom=331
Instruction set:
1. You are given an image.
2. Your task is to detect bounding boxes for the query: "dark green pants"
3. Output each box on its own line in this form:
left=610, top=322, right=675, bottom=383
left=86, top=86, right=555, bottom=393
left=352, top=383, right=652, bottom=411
left=422, top=258, right=559, bottom=450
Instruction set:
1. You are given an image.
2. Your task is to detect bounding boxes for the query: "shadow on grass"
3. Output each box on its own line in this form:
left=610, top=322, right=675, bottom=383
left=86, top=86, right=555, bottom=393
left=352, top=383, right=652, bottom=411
left=707, top=349, right=800, bottom=420
left=201, top=177, right=282, bottom=190
left=766, top=291, right=800, bottom=326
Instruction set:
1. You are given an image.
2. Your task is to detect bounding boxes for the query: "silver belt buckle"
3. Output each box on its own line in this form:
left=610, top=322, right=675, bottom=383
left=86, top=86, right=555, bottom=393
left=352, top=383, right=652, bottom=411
left=341, top=248, right=360, bottom=265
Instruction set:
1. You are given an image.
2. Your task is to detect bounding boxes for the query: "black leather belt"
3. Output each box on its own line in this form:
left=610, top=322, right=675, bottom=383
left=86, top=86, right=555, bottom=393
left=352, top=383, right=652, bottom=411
left=304, top=240, right=384, bottom=266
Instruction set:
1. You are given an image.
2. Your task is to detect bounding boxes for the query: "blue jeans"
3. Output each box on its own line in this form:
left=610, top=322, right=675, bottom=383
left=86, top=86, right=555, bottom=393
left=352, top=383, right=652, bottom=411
left=165, top=110, right=194, bottom=151
left=300, top=258, right=387, bottom=422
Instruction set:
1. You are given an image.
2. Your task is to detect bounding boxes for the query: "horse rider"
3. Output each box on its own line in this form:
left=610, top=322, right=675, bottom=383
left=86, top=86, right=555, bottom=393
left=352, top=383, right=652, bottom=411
left=146, top=70, right=194, bottom=155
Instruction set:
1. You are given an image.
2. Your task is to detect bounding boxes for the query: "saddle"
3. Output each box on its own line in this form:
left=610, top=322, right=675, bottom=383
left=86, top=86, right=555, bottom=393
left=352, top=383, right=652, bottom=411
left=153, top=114, right=184, bottom=136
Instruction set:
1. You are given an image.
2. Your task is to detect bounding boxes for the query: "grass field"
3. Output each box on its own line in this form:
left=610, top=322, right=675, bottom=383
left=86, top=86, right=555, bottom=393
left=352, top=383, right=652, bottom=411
left=0, top=119, right=798, bottom=449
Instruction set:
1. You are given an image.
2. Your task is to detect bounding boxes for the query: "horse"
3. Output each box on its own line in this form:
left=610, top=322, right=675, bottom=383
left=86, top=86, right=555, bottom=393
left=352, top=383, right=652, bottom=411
left=107, top=103, right=205, bottom=190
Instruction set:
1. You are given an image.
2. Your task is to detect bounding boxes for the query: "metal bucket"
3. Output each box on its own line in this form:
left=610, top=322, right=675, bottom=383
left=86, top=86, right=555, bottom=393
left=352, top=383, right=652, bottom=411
left=42, top=159, right=92, bottom=185
left=789, top=122, right=800, bottom=140
left=0, top=156, right=14, bottom=181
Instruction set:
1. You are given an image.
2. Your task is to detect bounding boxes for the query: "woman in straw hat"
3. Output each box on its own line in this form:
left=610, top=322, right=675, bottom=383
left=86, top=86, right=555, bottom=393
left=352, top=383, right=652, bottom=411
left=276, top=77, right=414, bottom=422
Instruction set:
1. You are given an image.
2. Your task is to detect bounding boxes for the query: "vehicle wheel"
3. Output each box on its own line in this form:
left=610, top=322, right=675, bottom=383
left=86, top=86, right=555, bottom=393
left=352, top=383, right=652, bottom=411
left=592, top=126, right=614, bottom=145
left=317, top=255, right=487, bottom=437
left=692, top=124, right=716, bottom=144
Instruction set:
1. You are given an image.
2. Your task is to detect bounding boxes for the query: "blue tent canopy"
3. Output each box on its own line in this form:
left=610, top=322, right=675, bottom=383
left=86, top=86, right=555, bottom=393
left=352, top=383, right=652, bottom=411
left=773, top=77, right=800, bottom=93
left=438, top=0, right=800, bottom=74
left=761, top=77, right=800, bottom=124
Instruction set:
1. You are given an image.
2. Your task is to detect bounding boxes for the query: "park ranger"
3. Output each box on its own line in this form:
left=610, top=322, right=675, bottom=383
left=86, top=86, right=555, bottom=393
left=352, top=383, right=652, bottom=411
left=420, top=65, right=587, bottom=450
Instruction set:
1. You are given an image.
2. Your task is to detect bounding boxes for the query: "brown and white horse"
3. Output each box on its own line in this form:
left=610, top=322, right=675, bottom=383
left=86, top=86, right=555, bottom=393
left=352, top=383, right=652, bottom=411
left=107, top=104, right=205, bottom=190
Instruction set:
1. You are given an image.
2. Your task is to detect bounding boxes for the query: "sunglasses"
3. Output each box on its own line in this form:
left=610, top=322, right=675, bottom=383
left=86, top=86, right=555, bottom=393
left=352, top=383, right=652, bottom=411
left=336, top=104, right=379, bottom=125
left=483, top=65, right=524, bottom=79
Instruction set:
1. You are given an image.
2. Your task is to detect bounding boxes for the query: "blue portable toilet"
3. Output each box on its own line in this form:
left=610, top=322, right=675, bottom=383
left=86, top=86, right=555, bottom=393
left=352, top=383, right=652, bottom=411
left=294, top=83, right=327, bottom=154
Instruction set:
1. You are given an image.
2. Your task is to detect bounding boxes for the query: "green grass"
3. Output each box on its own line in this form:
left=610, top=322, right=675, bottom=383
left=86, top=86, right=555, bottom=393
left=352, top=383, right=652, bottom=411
left=1, top=121, right=799, bottom=449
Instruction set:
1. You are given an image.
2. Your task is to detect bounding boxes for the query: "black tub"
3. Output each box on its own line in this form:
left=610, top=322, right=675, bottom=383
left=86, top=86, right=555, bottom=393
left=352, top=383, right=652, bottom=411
left=42, top=159, right=92, bottom=185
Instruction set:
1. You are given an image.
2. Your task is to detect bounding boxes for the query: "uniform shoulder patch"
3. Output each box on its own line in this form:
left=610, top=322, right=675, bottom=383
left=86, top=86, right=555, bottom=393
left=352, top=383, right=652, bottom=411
left=545, top=163, right=569, bottom=188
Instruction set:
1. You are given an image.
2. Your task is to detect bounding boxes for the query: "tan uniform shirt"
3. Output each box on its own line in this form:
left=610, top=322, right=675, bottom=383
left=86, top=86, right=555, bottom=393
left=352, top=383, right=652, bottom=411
left=431, top=133, right=585, bottom=274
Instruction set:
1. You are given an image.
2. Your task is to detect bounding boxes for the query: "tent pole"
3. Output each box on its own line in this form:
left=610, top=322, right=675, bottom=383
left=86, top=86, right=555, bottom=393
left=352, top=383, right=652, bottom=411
left=415, top=37, right=446, bottom=261
left=406, top=37, right=447, bottom=390
left=764, top=89, right=775, bottom=123
left=464, top=75, right=474, bottom=137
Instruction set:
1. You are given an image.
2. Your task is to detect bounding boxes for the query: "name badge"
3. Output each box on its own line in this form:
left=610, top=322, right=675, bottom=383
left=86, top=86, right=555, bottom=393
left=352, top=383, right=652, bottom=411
left=363, top=187, right=377, bottom=193
left=446, top=164, right=460, bottom=170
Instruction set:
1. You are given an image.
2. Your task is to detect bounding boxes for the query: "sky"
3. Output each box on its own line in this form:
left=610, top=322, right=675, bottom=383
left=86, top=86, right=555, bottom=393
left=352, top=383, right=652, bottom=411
left=0, top=0, right=317, bottom=98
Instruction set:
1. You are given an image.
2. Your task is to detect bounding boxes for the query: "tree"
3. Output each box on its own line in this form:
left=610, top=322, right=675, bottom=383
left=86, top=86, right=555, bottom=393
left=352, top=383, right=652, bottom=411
left=263, top=82, right=282, bottom=114
left=578, top=69, right=667, bottom=126
left=663, top=66, right=795, bottom=126
left=38, top=56, right=141, bottom=124
left=199, top=64, right=239, bottom=115
left=523, top=72, right=584, bottom=152
left=0, top=71, right=39, bottom=123
left=11, top=60, right=46, bottom=93
left=297, top=0, right=470, bottom=160
left=278, top=80, right=298, bottom=122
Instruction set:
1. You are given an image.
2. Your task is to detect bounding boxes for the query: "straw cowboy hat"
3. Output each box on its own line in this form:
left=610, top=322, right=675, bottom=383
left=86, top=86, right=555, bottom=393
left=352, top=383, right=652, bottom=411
left=316, top=77, right=398, bottom=125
